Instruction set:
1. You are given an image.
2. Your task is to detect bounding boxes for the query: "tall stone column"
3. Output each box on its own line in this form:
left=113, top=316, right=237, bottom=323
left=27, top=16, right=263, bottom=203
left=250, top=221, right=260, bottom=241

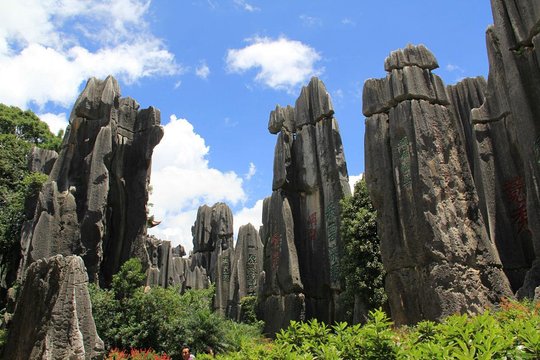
left=363, top=45, right=512, bottom=325
left=470, top=0, right=540, bottom=298
left=259, top=77, right=351, bottom=333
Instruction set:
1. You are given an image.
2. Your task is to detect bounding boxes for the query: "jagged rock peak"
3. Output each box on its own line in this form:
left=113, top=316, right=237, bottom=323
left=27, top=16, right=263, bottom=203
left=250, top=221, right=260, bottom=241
left=384, top=44, right=439, bottom=71
left=268, top=105, right=295, bottom=134
left=71, top=75, right=121, bottom=121
left=295, top=77, right=334, bottom=129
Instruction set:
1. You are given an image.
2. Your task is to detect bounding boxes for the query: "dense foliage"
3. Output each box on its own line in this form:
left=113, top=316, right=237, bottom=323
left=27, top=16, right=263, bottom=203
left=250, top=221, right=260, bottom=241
left=0, top=104, right=62, bottom=150
left=217, top=299, right=540, bottom=359
left=0, top=104, right=61, bottom=294
left=339, top=178, right=386, bottom=322
left=90, top=258, right=263, bottom=359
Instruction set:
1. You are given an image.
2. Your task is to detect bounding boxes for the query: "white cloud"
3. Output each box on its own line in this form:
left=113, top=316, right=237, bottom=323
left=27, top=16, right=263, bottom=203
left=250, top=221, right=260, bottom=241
left=148, top=115, right=248, bottom=252
left=233, top=199, right=264, bottom=241
left=300, top=14, right=322, bottom=27
left=446, top=63, right=464, bottom=73
left=349, top=173, right=364, bottom=193
left=226, top=36, right=322, bottom=93
left=224, top=117, right=239, bottom=127
left=195, top=61, right=210, bottom=79
left=38, top=112, right=68, bottom=135
left=233, top=0, right=259, bottom=12
left=0, top=0, right=179, bottom=109
left=333, top=89, right=344, bottom=100
left=341, top=18, right=356, bottom=26
left=245, top=162, right=256, bottom=180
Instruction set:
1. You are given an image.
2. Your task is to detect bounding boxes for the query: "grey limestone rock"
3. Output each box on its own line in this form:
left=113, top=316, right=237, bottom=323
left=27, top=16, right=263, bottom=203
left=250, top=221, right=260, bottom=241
left=258, top=192, right=304, bottom=335
left=190, top=202, right=235, bottom=312
left=363, top=44, right=513, bottom=325
left=27, top=146, right=58, bottom=174
left=228, top=223, right=264, bottom=320
left=17, top=76, right=163, bottom=287
left=363, top=62, right=449, bottom=117
left=260, top=77, right=350, bottom=332
left=144, top=235, right=209, bottom=292
left=384, top=44, right=439, bottom=71
left=446, top=76, right=487, bottom=175
left=4, top=255, right=104, bottom=359
left=268, top=105, right=295, bottom=134
left=469, top=0, right=540, bottom=297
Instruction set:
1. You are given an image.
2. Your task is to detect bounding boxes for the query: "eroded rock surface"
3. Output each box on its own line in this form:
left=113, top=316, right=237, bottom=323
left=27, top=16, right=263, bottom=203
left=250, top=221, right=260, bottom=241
left=17, top=76, right=163, bottom=287
left=190, top=202, right=235, bottom=314
left=469, top=0, right=540, bottom=297
left=259, top=77, right=351, bottom=334
left=227, top=223, right=264, bottom=321
left=4, top=255, right=104, bottom=359
left=363, top=45, right=512, bottom=325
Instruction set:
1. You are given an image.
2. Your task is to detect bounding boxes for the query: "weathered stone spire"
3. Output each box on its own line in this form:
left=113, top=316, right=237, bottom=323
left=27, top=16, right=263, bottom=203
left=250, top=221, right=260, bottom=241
left=363, top=45, right=512, bottom=325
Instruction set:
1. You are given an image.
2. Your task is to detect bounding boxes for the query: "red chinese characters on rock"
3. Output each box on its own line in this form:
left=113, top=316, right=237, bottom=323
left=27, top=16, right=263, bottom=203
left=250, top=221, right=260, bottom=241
left=503, top=176, right=529, bottom=234
left=270, top=234, right=281, bottom=272
left=307, top=212, right=317, bottom=241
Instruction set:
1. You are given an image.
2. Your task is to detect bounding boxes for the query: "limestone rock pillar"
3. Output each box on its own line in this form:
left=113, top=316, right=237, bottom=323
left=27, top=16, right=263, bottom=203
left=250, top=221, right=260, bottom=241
left=363, top=44, right=512, bottom=325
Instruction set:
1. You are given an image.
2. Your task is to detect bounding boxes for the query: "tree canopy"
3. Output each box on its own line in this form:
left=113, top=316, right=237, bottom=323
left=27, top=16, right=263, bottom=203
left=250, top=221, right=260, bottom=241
left=339, top=178, right=386, bottom=322
left=0, top=104, right=62, bottom=296
left=0, top=104, right=62, bottom=151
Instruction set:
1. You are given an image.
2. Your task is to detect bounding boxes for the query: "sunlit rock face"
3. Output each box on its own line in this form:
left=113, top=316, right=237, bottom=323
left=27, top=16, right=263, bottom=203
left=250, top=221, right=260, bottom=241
left=18, top=76, right=164, bottom=287
left=227, top=223, right=264, bottom=321
left=259, top=77, right=351, bottom=335
left=363, top=44, right=512, bottom=325
left=190, top=202, right=235, bottom=315
left=5, top=255, right=104, bottom=360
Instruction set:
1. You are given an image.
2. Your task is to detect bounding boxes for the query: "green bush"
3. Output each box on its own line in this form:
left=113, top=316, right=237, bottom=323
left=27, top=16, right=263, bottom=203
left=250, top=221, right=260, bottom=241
left=238, top=296, right=258, bottom=324
left=217, top=299, right=540, bottom=359
left=90, top=259, right=264, bottom=359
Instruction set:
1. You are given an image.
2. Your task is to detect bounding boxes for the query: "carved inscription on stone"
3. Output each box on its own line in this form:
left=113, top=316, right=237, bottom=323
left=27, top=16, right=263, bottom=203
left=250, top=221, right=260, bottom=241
left=504, top=176, right=529, bottom=234
left=270, top=234, right=282, bottom=272
left=246, top=253, right=257, bottom=295
left=222, top=256, right=231, bottom=282
left=308, top=212, right=317, bottom=241
left=325, top=203, right=339, bottom=283
left=396, top=137, right=412, bottom=186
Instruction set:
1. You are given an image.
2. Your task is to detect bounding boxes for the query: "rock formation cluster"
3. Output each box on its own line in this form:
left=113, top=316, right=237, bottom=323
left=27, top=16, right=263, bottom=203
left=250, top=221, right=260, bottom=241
left=18, top=76, right=164, bottom=287
left=259, top=77, right=351, bottom=334
left=7, top=76, right=164, bottom=357
left=363, top=44, right=513, bottom=325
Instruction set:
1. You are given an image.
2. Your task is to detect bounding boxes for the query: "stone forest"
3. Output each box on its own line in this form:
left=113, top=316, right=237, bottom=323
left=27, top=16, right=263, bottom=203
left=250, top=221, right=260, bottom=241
left=1, top=0, right=540, bottom=358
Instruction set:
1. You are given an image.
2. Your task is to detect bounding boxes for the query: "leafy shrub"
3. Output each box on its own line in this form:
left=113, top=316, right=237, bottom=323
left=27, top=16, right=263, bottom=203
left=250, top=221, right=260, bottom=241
left=339, top=178, right=386, bottom=323
left=238, top=295, right=258, bottom=324
left=90, top=258, right=264, bottom=359
left=217, top=300, right=540, bottom=359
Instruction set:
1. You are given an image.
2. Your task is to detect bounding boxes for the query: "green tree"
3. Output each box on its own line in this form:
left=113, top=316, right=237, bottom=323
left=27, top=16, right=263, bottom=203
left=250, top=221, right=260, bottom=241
left=0, top=104, right=62, bottom=151
left=339, top=178, right=386, bottom=323
left=0, top=104, right=62, bottom=301
left=90, top=259, right=263, bottom=358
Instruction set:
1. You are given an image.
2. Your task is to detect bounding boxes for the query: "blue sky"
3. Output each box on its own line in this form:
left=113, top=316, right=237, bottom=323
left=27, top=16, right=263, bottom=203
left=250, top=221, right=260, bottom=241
left=0, top=0, right=493, bottom=252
